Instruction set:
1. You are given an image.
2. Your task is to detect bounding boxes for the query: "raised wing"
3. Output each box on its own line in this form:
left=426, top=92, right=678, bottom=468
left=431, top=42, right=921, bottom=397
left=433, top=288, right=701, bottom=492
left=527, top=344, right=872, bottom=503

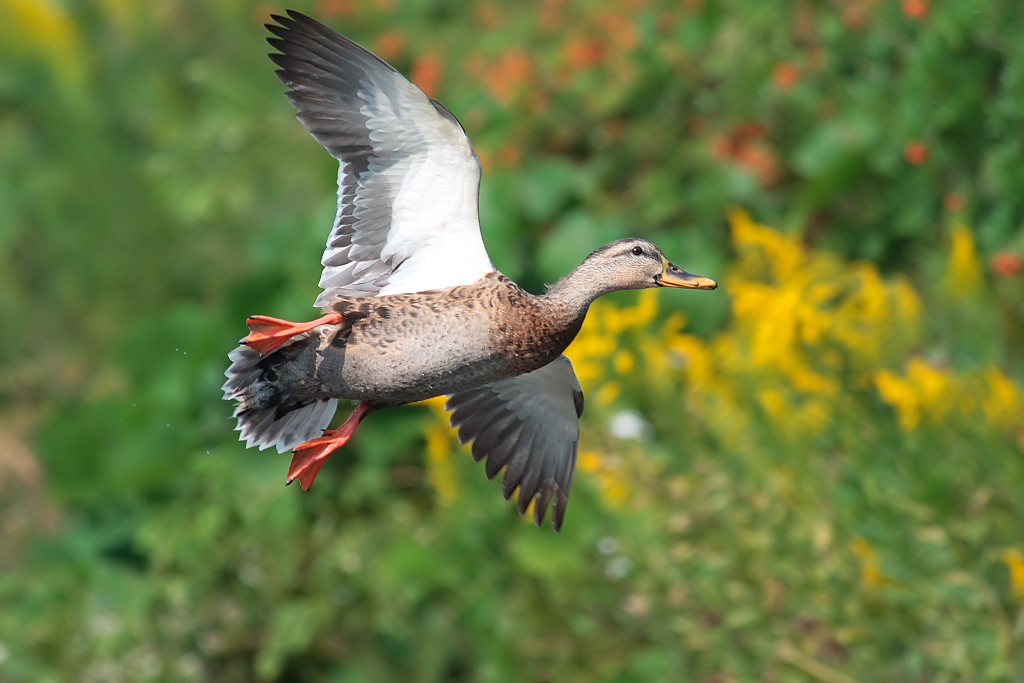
left=446, top=356, right=584, bottom=531
left=267, top=11, right=494, bottom=304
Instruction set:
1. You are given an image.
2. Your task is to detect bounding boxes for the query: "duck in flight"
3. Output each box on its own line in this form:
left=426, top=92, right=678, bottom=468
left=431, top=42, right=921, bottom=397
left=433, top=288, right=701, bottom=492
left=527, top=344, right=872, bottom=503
left=223, top=10, right=716, bottom=531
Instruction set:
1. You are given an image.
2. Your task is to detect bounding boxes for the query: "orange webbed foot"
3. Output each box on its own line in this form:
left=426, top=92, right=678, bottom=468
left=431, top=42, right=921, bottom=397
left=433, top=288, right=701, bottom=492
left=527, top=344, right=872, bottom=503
left=241, top=312, right=345, bottom=356
left=287, top=401, right=374, bottom=490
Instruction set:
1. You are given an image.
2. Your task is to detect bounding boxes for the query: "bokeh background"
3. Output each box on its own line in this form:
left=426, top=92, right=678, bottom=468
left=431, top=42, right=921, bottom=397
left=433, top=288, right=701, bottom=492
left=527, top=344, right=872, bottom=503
left=2, top=0, right=1024, bottom=680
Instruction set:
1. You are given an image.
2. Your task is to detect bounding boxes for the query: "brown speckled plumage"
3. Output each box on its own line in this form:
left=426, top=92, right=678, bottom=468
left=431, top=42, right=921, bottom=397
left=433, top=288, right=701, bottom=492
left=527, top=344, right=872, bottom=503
left=239, top=273, right=588, bottom=413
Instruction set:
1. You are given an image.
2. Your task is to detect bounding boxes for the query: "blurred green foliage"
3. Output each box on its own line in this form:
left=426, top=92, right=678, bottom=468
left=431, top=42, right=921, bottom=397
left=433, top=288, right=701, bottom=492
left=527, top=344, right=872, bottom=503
left=2, top=0, right=1024, bottom=681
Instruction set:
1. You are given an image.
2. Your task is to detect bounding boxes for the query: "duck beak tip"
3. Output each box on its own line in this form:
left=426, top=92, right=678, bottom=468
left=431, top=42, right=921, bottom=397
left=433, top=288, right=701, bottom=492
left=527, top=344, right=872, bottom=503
left=657, top=262, right=717, bottom=290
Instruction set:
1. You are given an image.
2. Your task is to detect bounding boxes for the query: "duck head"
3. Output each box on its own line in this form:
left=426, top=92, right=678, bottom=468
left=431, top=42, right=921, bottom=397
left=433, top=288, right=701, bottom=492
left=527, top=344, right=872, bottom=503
left=583, top=238, right=717, bottom=291
left=546, top=237, right=717, bottom=312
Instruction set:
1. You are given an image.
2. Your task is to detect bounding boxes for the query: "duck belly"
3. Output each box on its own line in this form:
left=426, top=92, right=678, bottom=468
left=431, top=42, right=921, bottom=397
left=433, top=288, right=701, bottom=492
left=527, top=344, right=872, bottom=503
left=317, top=315, right=546, bottom=405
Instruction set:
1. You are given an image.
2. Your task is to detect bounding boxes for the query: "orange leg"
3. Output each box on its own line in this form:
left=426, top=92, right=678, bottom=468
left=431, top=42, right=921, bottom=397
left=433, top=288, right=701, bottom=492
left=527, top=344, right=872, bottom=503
left=287, top=401, right=374, bottom=491
left=241, top=312, right=345, bottom=356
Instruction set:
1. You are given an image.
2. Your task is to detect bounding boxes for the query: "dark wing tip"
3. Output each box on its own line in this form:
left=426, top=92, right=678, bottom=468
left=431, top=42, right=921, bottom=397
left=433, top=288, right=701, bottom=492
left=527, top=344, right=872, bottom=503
left=265, top=10, right=312, bottom=35
left=532, top=489, right=552, bottom=528
left=493, top=447, right=573, bottom=531
left=266, top=11, right=325, bottom=47
left=446, top=361, right=581, bottom=533
left=265, top=14, right=298, bottom=51
left=551, top=486, right=568, bottom=532
left=265, top=8, right=399, bottom=77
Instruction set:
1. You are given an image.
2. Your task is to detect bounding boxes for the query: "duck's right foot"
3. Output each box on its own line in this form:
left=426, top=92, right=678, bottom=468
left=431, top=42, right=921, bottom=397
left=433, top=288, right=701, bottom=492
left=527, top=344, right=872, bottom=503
left=286, top=401, right=374, bottom=490
left=241, top=312, right=345, bottom=355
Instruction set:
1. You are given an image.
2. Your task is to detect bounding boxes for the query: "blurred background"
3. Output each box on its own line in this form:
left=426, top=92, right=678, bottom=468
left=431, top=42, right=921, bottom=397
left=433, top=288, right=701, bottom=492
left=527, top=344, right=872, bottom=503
left=2, top=0, right=1023, bottom=680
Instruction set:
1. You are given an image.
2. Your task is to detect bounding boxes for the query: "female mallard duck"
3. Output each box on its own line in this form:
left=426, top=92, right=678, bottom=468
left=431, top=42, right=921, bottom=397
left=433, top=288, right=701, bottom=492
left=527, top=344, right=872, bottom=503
left=223, top=10, right=716, bottom=530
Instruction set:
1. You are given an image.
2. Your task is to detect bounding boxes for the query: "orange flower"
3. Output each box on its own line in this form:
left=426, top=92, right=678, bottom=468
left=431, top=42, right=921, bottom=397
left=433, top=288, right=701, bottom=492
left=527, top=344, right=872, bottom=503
left=842, top=8, right=866, bottom=30
left=474, top=4, right=501, bottom=29
left=374, top=30, right=405, bottom=62
left=540, top=0, right=566, bottom=32
left=564, top=35, right=605, bottom=69
left=317, top=0, right=355, bottom=18
left=712, top=137, right=737, bottom=161
left=772, top=62, right=800, bottom=90
left=412, top=52, right=442, bottom=98
left=943, top=191, right=965, bottom=213
left=992, top=252, right=1024, bottom=277
left=596, top=8, right=639, bottom=53
left=711, top=123, right=779, bottom=187
left=497, top=144, right=523, bottom=168
left=253, top=5, right=277, bottom=26
left=486, top=49, right=532, bottom=106
left=904, top=141, right=929, bottom=165
left=712, top=122, right=767, bottom=159
left=902, top=0, right=928, bottom=18
left=736, top=145, right=781, bottom=187
left=475, top=147, right=494, bottom=173
left=604, top=119, right=626, bottom=142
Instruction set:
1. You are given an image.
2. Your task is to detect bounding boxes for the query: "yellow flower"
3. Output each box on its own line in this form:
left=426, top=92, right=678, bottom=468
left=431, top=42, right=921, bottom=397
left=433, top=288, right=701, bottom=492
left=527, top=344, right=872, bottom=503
left=625, top=288, right=659, bottom=329
left=851, top=537, right=891, bottom=589
left=577, top=450, right=604, bottom=473
left=418, top=395, right=449, bottom=412
left=876, top=360, right=1024, bottom=433
left=670, top=334, right=715, bottom=387
left=799, top=398, right=831, bottom=434
left=983, top=368, right=1024, bottom=431
left=424, top=423, right=459, bottom=506
left=97, top=0, right=140, bottom=35
left=595, top=381, right=622, bottom=408
left=1003, top=549, right=1024, bottom=600
left=612, top=350, right=635, bottom=375
left=729, top=207, right=804, bottom=282
left=688, top=209, right=926, bottom=440
left=0, top=0, right=86, bottom=85
left=875, top=369, right=922, bottom=431
left=757, top=388, right=788, bottom=425
left=603, top=479, right=630, bottom=506
left=576, top=450, right=630, bottom=507
left=892, top=276, right=923, bottom=322
left=945, top=223, right=982, bottom=298
left=906, top=358, right=954, bottom=422
left=874, top=358, right=956, bottom=431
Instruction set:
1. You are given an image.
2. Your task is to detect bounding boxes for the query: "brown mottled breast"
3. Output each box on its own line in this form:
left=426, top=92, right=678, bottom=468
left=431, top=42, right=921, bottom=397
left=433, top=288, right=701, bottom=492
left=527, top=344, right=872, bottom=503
left=483, top=274, right=586, bottom=375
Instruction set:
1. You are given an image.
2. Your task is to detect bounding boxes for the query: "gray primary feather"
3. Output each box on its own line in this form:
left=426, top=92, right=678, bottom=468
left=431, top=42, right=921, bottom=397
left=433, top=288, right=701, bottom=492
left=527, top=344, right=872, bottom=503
left=447, top=355, right=584, bottom=531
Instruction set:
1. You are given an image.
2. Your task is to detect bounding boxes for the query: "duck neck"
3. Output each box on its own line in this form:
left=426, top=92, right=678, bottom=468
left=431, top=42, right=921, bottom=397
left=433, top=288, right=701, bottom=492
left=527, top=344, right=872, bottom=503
left=542, top=259, right=619, bottom=322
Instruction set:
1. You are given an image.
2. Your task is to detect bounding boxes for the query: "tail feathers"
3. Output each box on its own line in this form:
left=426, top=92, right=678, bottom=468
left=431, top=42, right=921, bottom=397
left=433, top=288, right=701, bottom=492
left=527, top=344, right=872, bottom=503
left=222, top=345, right=263, bottom=399
left=236, top=397, right=338, bottom=453
left=222, top=345, right=338, bottom=453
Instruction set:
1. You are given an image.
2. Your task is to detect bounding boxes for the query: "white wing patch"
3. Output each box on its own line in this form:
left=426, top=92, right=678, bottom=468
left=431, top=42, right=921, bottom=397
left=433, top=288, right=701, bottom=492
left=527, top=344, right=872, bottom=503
left=376, top=149, right=493, bottom=296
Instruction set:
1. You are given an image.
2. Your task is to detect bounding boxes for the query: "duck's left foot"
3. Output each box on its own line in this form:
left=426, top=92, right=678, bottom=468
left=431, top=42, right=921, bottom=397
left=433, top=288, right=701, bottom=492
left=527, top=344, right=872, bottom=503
left=241, top=312, right=345, bottom=355
left=287, top=401, right=374, bottom=490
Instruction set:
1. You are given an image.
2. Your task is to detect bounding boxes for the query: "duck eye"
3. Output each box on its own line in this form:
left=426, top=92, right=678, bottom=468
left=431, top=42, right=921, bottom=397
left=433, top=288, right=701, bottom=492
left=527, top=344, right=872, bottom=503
left=631, top=246, right=643, bottom=256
